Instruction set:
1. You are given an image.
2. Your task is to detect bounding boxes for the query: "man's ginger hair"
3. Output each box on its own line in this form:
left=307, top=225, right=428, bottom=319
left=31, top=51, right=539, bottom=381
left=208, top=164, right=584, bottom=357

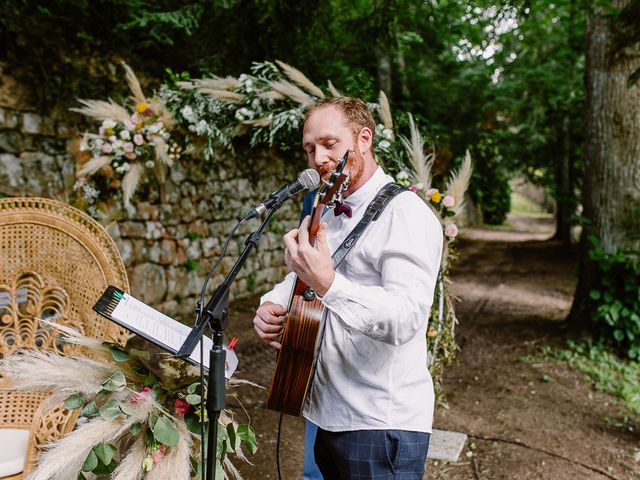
left=304, top=97, right=376, bottom=155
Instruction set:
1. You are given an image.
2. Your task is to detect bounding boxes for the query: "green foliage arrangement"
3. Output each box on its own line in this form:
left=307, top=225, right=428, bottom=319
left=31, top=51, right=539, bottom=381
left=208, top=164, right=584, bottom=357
left=0, top=322, right=256, bottom=479
left=588, top=237, right=640, bottom=359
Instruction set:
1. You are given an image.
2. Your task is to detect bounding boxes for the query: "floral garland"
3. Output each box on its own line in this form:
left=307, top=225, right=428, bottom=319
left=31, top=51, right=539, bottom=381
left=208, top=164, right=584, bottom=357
left=0, top=322, right=255, bottom=480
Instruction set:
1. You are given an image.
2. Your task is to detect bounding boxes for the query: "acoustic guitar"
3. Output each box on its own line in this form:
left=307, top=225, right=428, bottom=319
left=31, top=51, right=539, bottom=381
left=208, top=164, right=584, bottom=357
left=266, top=150, right=354, bottom=416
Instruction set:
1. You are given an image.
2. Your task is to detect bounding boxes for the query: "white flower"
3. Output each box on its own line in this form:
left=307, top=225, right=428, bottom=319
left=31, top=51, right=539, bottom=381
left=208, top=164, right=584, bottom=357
left=120, top=130, right=131, bottom=140
left=148, top=124, right=159, bottom=134
left=181, top=106, right=195, bottom=122
left=122, top=162, right=131, bottom=171
left=124, top=120, right=135, bottom=131
left=79, top=142, right=89, bottom=152
left=101, top=119, right=117, bottom=129
left=415, top=183, right=424, bottom=191
left=108, top=135, right=117, bottom=143
left=124, top=142, right=134, bottom=153
left=115, top=165, right=125, bottom=174
left=235, top=108, right=254, bottom=121
left=382, top=128, right=394, bottom=140
left=102, top=144, right=113, bottom=154
left=145, top=160, right=155, bottom=168
left=396, top=170, right=410, bottom=180
left=378, top=140, right=391, bottom=151
left=113, top=140, right=124, bottom=149
left=195, top=120, right=208, bottom=135
left=133, top=134, right=144, bottom=145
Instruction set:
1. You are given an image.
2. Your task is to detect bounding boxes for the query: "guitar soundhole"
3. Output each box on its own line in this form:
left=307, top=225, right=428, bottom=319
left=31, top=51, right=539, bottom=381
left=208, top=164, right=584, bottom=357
left=303, top=287, right=316, bottom=301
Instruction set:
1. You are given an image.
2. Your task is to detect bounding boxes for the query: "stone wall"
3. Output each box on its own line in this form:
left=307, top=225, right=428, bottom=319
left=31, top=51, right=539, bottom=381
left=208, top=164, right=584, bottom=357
left=0, top=74, right=304, bottom=319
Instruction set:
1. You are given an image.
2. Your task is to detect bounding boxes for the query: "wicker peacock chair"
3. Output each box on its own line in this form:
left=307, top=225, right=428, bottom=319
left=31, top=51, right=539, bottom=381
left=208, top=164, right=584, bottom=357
left=0, top=197, right=130, bottom=479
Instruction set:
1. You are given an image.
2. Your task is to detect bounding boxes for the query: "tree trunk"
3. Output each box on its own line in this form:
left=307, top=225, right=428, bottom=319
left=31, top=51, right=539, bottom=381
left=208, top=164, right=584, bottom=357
left=554, top=115, right=572, bottom=247
left=568, top=0, right=640, bottom=323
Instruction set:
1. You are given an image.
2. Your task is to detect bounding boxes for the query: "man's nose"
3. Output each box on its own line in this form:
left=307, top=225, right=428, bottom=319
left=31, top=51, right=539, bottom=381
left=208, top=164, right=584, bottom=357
left=314, top=147, right=333, bottom=166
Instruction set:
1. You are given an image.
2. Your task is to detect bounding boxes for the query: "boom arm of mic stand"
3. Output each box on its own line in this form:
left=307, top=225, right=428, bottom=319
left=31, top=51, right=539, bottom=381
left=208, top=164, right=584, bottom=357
left=174, top=208, right=278, bottom=480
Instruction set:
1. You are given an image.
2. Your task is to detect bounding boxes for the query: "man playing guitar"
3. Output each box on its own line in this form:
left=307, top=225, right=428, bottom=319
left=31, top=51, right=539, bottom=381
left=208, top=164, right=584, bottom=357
left=253, top=97, right=442, bottom=479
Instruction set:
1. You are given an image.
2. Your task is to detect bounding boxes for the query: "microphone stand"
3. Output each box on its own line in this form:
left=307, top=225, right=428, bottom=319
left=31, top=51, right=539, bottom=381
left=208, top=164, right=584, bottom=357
left=176, top=207, right=278, bottom=480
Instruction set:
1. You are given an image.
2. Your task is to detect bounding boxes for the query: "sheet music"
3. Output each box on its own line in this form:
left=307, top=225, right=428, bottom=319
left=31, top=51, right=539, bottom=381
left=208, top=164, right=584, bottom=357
left=110, top=292, right=238, bottom=379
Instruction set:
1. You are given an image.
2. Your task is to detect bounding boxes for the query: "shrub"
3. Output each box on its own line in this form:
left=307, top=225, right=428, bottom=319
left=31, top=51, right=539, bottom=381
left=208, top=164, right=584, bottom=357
left=588, top=236, right=640, bottom=359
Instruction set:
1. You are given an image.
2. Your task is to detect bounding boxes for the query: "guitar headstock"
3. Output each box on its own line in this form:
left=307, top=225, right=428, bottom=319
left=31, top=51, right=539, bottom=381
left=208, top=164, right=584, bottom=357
left=315, top=150, right=354, bottom=209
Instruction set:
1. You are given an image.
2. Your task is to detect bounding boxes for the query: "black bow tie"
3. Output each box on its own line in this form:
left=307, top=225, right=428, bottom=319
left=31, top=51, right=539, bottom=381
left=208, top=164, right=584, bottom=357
left=334, top=201, right=352, bottom=218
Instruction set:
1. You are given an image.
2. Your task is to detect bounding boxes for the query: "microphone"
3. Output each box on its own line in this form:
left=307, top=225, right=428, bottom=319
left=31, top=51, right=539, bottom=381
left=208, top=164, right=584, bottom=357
left=243, top=168, right=320, bottom=220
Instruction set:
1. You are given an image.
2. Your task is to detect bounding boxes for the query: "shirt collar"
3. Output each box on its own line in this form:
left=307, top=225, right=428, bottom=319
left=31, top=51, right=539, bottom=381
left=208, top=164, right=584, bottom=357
left=343, top=166, right=389, bottom=209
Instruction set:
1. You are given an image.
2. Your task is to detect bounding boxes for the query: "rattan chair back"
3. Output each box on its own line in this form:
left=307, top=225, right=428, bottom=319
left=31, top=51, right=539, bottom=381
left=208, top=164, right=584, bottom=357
left=0, top=197, right=129, bottom=355
left=0, top=197, right=130, bottom=478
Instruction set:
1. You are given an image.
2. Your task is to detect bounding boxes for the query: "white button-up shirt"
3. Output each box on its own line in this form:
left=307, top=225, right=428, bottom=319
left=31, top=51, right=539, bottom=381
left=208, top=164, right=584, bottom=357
left=261, top=167, right=443, bottom=433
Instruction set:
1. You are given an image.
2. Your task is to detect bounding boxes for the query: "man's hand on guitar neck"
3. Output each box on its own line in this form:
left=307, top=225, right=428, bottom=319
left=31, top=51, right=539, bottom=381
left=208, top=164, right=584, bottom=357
left=283, top=216, right=336, bottom=297
left=253, top=301, right=287, bottom=349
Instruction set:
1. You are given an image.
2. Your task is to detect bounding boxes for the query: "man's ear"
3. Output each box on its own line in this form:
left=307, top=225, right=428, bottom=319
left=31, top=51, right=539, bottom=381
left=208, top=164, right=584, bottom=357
left=357, top=127, right=373, bottom=154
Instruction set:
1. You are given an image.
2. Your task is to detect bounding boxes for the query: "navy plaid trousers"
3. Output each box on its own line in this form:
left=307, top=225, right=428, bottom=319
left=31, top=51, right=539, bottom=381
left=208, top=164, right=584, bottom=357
left=314, top=428, right=430, bottom=479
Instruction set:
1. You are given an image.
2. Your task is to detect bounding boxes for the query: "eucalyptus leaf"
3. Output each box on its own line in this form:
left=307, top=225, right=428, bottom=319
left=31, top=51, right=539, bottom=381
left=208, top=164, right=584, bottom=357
left=81, top=400, right=99, bottom=418
left=152, top=416, right=179, bottom=447
left=186, top=394, right=201, bottom=405
left=64, top=393, right=85, bottom=410
left=99, top=399, right=123, bottom=421
left=130, top=421, right=143, bottom=436
left=226, top=423, right=240, bottom=453
left=93, top=442, right=117, bottom=465
left=129, top=348, right=151, bottom=360
left=110, top=347, right=129, bottom=362
left=100, top=371, right=127, bottom=392
left=81, top=450, right=98, bottom=472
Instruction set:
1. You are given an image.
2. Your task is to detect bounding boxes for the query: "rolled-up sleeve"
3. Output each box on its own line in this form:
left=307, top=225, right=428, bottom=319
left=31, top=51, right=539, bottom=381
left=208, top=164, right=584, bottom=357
left=260, top=271, right=295, bottom=307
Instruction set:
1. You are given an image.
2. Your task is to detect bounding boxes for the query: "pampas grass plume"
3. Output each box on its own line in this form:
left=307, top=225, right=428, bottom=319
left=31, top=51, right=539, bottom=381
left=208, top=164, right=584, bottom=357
left=112, top=438, right=146, bottom=480
left=276, top=60, right=324, bottom=99
left=378, top=91, right=393, bottom=130
left=71, top=99, right=131, bottom=125
left=400, top=113, right=433, bottom=190
left=146, top=421, right=192, bottom=480
left=122, top=163, right=144, bottom=208
left=445, top=150, right=473, bottom=217
left=267, top=80, right=313, bottom=106
left=27, top=401, right=156, bottom=480
left=1, top=350, right=116, bottom=400
left=122, top=62, right=146, bottom=105
left=327, top=80, right=341, bottom=98
left=77, top=156, right=111, bottom=177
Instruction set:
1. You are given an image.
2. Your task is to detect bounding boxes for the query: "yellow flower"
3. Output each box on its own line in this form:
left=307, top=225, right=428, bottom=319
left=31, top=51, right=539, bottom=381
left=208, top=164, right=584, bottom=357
left=136, top=102, right=149, bottom=113
left=430, top=191, right=442, bottom=203
left=105, top=128, right=114, bottom=136
left=427, top=329, right=437, bottom=338
left=136, top=123, right=143, bottom=130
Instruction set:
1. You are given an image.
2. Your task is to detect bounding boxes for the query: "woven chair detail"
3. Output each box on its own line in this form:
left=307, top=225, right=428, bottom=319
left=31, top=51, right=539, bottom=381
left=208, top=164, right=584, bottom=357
left=0, top=197, right=131, bottom=479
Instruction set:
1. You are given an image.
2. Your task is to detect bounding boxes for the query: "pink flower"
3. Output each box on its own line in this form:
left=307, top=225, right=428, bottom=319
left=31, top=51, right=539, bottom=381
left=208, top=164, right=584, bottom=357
left=130, top=387, right=152, bottom=404
left=445, top=223, right=459, bottom=239
left=151, top=444, right=168, bottom=464
left=133, top=134, right=145, bottom=145
left=174, top=398, right=190, bottom=416
left=409, top=185, right=418, bottom=192
left=442, top=195, right=455, bottom=208
left=102, top=144, right=113, bottom=154
left=124, top=142, right=134, bottom=153
left=131, top=112, right=141, bottom=123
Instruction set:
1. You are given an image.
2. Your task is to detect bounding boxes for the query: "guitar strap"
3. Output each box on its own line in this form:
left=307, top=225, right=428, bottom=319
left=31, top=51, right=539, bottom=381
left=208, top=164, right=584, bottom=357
left=331, top=182, right=406, bottom=269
